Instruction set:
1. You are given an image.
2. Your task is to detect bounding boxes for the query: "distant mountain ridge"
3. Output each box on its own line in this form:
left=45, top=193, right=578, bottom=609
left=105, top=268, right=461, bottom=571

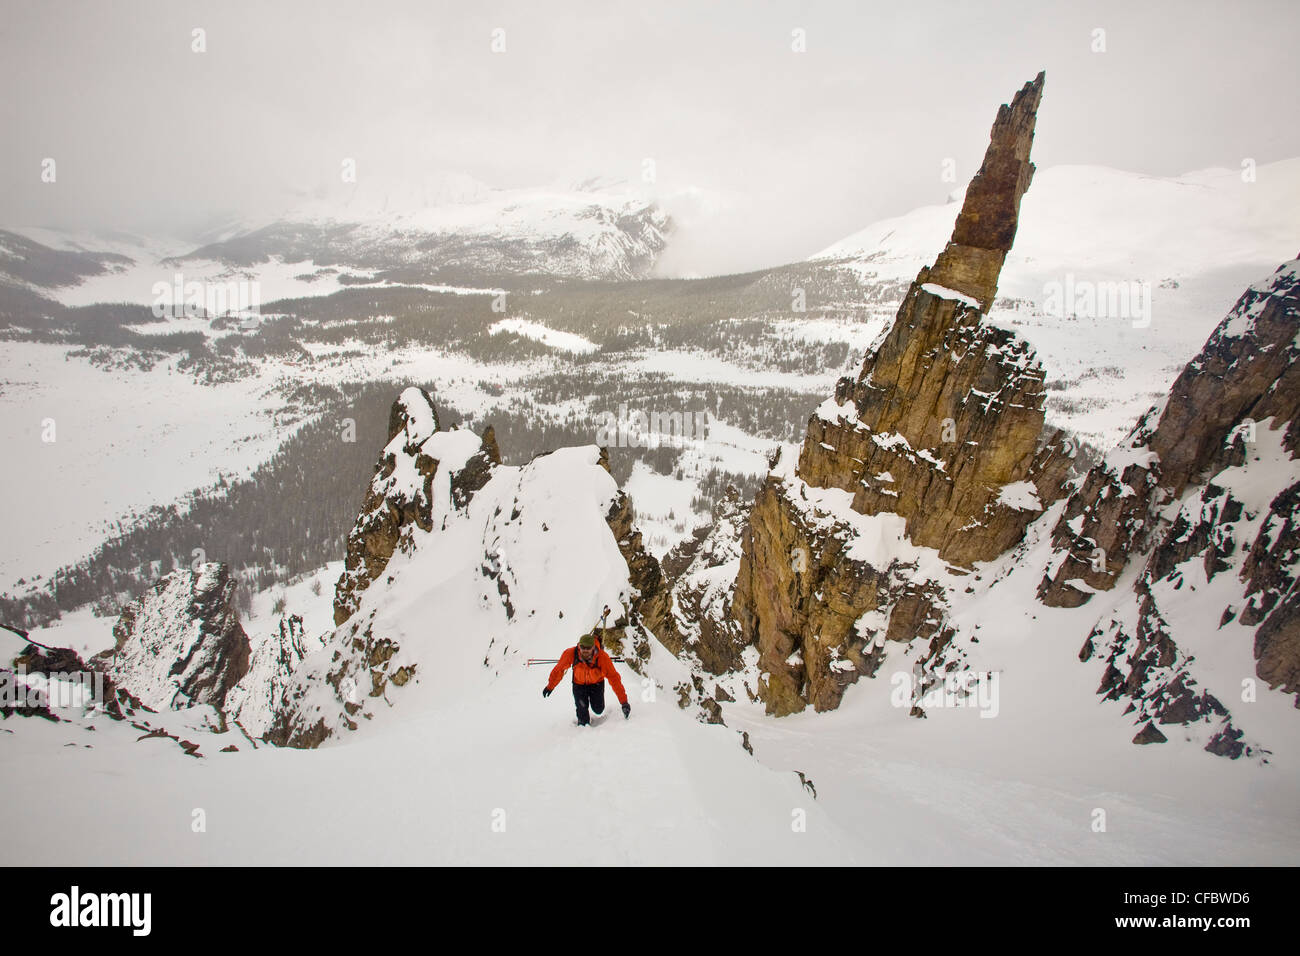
left=179, top=178, right=671, bottom=282
left=0, top=178, right=672, bottom=299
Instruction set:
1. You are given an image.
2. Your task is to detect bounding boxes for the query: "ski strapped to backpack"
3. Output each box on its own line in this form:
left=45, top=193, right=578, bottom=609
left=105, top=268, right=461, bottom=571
left=525, top=644, right=625, bottom=667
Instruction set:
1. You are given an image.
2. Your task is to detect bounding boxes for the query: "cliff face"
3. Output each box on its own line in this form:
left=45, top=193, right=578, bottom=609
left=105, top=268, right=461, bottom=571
left=730, top=73, right=1073, bottom=716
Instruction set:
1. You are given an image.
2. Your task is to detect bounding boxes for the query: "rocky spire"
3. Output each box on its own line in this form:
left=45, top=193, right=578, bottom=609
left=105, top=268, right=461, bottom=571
left=799, top=70, right=1068, bottom=569
left=730, top=74, right=1067, bottom=716
left=928, top=71, right=1044, bottom=311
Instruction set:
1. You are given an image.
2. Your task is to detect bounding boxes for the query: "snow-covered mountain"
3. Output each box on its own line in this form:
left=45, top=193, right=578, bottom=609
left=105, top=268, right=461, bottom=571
left=0, top=179, right=670, bottom=308
left=817, top=161, right=1298, bottom=283
left=181, top=179, right=671, bottom=282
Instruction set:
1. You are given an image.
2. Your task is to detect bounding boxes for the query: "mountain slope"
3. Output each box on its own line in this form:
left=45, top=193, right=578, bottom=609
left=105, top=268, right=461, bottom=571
left=2, top=181, right=671, bottom=308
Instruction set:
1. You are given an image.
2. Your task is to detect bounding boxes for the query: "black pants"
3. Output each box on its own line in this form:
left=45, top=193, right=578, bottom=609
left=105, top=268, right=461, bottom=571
left=573, top=680, right=606, bottom=725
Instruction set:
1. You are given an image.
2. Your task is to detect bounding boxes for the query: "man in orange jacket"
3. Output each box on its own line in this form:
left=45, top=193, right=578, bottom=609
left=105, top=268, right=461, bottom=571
left=543, top=632, right=630, bottom=726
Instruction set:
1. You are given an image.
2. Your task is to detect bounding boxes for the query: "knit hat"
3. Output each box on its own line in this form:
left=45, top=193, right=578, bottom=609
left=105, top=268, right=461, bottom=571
left=578, top=633, right=596, bottom=648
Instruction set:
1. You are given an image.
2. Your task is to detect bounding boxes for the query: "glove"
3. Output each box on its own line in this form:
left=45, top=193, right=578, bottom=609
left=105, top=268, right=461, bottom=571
left=621, top=702, right=631, bottom=719
left=542, top=687, right=552, bottom=698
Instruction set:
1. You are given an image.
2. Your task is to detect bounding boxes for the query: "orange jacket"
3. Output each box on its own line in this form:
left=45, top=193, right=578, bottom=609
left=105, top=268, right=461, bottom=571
left=546, top=641, right=628, bottom=705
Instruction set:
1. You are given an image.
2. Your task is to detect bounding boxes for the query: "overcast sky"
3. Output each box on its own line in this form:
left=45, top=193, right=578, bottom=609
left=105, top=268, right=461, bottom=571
left=3, top=0, right=1298, bottom=275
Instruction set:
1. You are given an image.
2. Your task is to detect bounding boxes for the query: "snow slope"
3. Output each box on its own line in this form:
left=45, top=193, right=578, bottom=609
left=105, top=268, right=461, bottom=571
left=0, top=343, right=293, bottom=592
left=1, top=441, right=851, bottom=865
left=4, top=423, right=1297, bottom=865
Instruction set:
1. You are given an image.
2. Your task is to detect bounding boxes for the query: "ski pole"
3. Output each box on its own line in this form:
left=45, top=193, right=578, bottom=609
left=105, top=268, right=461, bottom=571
left=525, top=658, right=621, bottom=665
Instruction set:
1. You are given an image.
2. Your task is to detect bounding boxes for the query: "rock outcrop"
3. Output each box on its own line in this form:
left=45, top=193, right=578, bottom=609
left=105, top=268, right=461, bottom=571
left=661, top=486, right=749, bottom=676
left=271, top=408, right=657, bottom=748
left=92, top=563, right=251, bottom=712
left=1040, top=260, right=1300, bottom=606
left=5, top=642, right=113, bottom=722
left=729, top=73, right=1071, bottom=715
left=602, top=485, right=670, bottom=674
left=225, top=612, right=326, bottom=738
left=1051, top=260, right=1300, bottom=752
left=333, top=387, right=499, bottom=625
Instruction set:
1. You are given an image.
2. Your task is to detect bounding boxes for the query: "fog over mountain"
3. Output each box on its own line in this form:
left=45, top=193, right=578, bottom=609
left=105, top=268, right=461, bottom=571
left=3, top=0, right=1299, bottom=275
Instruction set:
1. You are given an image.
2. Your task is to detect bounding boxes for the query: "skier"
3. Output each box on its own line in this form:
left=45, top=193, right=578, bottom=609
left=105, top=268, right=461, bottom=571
left=542, top=632, right=630, bottom=726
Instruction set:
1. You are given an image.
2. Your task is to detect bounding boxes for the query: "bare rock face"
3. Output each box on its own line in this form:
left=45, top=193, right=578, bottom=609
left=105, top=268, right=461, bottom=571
left=92, top=563, right=250, bottom=712
left=661, top=486, right=749, bottom=676
left=928, top=72, right=1044, bottom=309
left=1243, top=481, right=1300, bottom=697
left=1148, top=264, right=1300, bottom=491
left=730, top=73, right=1065, bottom=716
left=804, top=289, right=1074, bottom=567
left=334, top=387, right=500, bottom=626
left=602, top=488, right=669, bottom=672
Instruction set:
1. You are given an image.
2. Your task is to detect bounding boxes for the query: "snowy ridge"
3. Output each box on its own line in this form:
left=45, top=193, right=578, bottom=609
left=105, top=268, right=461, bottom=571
left=278, top=442, right=629, bottom=743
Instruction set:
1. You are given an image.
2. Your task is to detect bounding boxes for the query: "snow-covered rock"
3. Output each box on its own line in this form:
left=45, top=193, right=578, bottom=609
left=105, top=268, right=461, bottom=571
left=224, top=612, right=325, bottom=738
left=92, top=563, right=250, bottom=712
left=333, top=386, right=499, bottom=626
left=272, top=420, right=651, bottom=747
left=1035, top=258, right=1300, bottom=757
